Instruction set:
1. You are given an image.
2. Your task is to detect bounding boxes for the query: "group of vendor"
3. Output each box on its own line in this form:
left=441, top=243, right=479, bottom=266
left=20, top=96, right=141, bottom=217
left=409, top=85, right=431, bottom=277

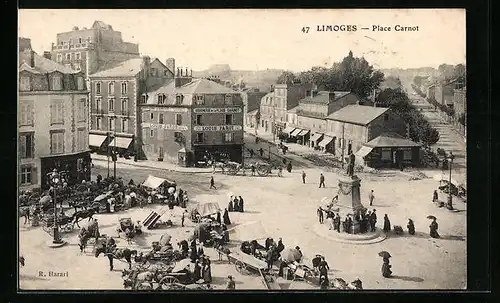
left=228, top=195, right=244, bottom=212
left=188, top=240, right=213, bottom=284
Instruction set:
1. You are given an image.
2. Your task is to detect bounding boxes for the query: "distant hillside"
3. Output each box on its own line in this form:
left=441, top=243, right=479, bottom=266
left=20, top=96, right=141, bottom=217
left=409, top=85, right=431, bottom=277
left=192, top=64, right=284, bottom=92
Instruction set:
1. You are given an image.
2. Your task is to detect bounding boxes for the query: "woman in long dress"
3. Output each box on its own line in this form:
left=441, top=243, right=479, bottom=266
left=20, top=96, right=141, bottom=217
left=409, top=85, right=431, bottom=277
left=228, top=197, right=234, bottom=212
left=223, top=208, right=231, bottom=225
left=429, top=218, right=440, bottom=238
left=238, top=196, right=244, bottom=212
left=383, top=214, right=391, bottom=233
left=203, top=257, right=212, bottom=283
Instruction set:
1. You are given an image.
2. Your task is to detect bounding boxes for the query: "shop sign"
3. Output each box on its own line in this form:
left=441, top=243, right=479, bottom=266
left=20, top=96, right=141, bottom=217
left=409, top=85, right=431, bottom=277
left=142, top=123, right=188, bottom=131
left=193, top=125, right=242, bottom=131
left=193, top=107, right=241, bottom=114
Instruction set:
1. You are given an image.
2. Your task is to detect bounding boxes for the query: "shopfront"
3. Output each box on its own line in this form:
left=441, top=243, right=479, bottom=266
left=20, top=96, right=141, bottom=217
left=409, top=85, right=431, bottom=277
left=40, top=151, right=91, bottom=189
left=193, top=145, right=243, bottom=165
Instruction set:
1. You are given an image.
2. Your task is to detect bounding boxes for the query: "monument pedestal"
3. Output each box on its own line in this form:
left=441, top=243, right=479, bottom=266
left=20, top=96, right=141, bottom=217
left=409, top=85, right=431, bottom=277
left=332, top=175, right=366, bottom=234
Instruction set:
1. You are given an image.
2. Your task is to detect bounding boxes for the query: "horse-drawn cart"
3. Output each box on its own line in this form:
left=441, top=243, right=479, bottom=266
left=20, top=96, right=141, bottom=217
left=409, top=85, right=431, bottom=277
left=40, top=211, right=74, bottom=235
left=225, top=250, right=281, bottom=290
left=219, top=161, right=273, bottom=177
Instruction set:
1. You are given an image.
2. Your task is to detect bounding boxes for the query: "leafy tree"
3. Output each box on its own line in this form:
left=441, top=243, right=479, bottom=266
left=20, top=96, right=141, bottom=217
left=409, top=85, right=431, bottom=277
left=453, top=64, right=466, bottom=78
left=276, top=71, right=297, bottom=84
left=422, top=127, right=440, bottom=146
left=438, top=64, right=456, bottom=81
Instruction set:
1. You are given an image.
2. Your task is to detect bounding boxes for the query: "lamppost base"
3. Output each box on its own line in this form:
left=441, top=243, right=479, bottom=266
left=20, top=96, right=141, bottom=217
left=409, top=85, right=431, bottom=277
left=46, top=240, right=67, bottom=248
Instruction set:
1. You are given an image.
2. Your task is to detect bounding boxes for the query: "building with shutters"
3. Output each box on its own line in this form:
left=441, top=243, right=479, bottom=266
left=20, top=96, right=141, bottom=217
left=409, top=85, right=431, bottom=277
left=88, top=56, right=176, bottom=159
left=18, top=39, right=90, bottom=190
left=139, top=78, right=244, bottom=166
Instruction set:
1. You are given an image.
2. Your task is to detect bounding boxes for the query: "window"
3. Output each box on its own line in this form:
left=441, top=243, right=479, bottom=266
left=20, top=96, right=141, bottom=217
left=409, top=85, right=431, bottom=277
left=66, top=53, right=71, bottom=60
left=195, top=95, right=204, bottom=105
left=141, top=95, right=147, bottom=104
left=96, top=98, right=102, bottom=112
left=19, top=102, right=34, bottom=126
left=224, top=94, right=233, bottom=105
left=403, top=148, right=412, bottom=160
left=142, top=128, right=148, bottom=139
left=121, top=119, right=128, bottom=132
left=384, top=114, right=389, bottom=121
left=50, top=101, right=64, bottom=124
left=196, top=115, right=202, bottom=125
left=20, top=166, right=32, bottom=185
left=77, top=77, right=85, bottom=90
left=150, top=113, right=154, bottom=120
left=77, top=99, right=86, bottom=122
left=381, top=148, right=392, bottom=161
left=19, top=133, right=34, bottom=158
left=159, top=113, right=164, bottom=124
left=223, top=133, right=234, bottom=143
left=96, top=117, right=102, bottom=130
left=51, top=75, right=62, bottom=90
left=77, top=128, right=86, bottom=151
left=175, top=114, right=182, bottom=125
left=78, top=38, right=82, bottom=44
left=109, top=118, right=115, bottom=131
left=158, top=94, right=165, bottom=105
left=121, top=82, right=127, bottom=94
left=121, top=99, right=128, bottom=113
left=150, top=129, right=154, bottom=137
left=225, top=114, right=233, bottom=125
left=108, top=98, right=115, bottom=112
left=151, top=68, right=157, bottom=76
left=164, top=70, right=169, bottom=76
left=108, top=82, right=115, bottom=95
left=75, top=52, right=81, bottom=60
left=96, top=82, right=101, bottom=95
left=50, top=131, right=65, bottom=154
left=20, top=76, right=31, bottom=91
left=176, top=95, right=183, bottom=105
left=57, top=54, right=63, bottom=62
left=196, top=133, right=204, bottom=143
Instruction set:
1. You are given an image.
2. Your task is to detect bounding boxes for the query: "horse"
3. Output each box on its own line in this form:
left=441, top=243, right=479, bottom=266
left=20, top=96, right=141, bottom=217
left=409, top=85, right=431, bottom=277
left=78, top=224, right=100, bottom=254
left=68, top=199, right=89, bottom=214
left=214, top=162, right=226, bottom=173
left=19, top=206, right=31, bottom=225
left=94, top=244, right=137, bottom=271
left=73, top=206, right=99, bottom=228
left=123, top=268, right=162, bottom=290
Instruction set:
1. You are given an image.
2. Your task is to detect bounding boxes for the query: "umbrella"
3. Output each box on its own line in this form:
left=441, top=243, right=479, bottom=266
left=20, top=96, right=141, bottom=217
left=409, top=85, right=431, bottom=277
left=427, top=215, right=437, bottom=220
left=172, top=258, right=192, bottom=273
left=378, top=251, right=391, bottom=258
left=39, top=196, right=51, bottom=204
left=159, top=233, right=172, bottom=246
left=168, top=187, right=175, bottom=194
left=286, top=248, right=303, bottom=263
left=94, top=194, right=108, bottom=202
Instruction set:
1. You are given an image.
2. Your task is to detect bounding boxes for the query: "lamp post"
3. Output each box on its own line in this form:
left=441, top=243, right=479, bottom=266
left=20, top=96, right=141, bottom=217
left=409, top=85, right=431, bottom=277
left=110, top=115, right=117, bottom=179
left=47, top=168, right=67, bottom=246
left=447, top=152, right=455, bottom=210
left=107, top=131, right=110, bottom=178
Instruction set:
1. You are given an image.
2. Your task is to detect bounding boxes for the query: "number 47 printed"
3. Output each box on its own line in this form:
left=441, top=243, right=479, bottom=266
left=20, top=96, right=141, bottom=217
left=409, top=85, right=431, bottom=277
left=302, top=26, right=310, bottom=33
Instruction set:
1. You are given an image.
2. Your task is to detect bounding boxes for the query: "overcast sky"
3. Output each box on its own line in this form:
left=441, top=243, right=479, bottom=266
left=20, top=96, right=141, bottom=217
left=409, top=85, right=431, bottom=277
left=18, top=9, right=465, bottom=72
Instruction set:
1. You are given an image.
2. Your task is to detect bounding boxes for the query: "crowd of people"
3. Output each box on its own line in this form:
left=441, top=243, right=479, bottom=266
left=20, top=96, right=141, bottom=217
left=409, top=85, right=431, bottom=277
left=227, top=195, right=244, bottom=212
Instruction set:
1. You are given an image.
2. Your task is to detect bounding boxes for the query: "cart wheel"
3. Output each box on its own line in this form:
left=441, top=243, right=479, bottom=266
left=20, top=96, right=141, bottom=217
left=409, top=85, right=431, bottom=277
left=234, top=260, right=248, bottom=274
left=136, top=283, right=152, bottom=290
left=159, top=276, right=180, bottom=285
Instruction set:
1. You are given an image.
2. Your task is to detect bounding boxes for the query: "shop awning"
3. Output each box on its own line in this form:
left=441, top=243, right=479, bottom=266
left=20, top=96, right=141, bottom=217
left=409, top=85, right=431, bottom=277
left=282, top=126, right=296, bottom=135
left=355, top=146, right=373, bottom=158
left=290, top=129, right=302, bottom=137
left=89, top=134, right=107, bottom=148
left=109, top=137, right=133, bottom=149
left=297, top=129, right=310, bottom=136
left=318, top=136, right=334, bottom=147
left=142, top=175, right=168, bottom=189
left=310, top=133, right=323, bottom=142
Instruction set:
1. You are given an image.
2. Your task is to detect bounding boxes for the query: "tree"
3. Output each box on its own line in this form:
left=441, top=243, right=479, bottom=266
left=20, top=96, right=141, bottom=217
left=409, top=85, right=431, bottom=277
left=453, top=64, right=466, bottom=78
left=422, top=127, right=440, bottom=146
left=438, top=64, right=455, bottom=81
left=276, top=71, right=297, bottom=84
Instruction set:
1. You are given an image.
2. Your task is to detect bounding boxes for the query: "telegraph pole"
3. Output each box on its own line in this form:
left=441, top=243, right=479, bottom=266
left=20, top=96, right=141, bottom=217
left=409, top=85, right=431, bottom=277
left=106, top=132, right=110, bottom=178
left=341, top=123, right=345, bottom=168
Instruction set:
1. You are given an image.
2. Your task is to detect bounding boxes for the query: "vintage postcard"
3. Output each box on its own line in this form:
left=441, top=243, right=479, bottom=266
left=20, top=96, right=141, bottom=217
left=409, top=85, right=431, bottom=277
left=18, top=9, right=466, bottom=291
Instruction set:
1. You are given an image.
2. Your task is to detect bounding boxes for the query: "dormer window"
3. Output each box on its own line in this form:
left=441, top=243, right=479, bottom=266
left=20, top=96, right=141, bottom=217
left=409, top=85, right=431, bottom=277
left=195, top=95, right=204, bottom=105
left=77, top=77, right=85, bottom=90
left=96, top=82, right=101, bottom=95
left=141, top=94, right=147, bottom=104
left=52, top=75, right=62, bottom=91
left=20, top=76, right=31, bottom=91
left=176, top=95, right=184, bottom=105
left=225, top=94, right=233, bottom=105
left=158, top=94, right=166, bottom=105
left=66, top=53, right=71, bottom=60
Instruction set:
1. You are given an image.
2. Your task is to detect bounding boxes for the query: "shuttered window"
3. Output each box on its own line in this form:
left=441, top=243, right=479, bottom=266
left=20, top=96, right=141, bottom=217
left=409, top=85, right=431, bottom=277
left=19, top=102, right=34, bottom=126
left=19, top=133, right=34, bottom=158
left=77, top=99, right=86, bottom=122
left=50, top=101, right=64, bottom=125
left=50, top=131, right=65, bottom=154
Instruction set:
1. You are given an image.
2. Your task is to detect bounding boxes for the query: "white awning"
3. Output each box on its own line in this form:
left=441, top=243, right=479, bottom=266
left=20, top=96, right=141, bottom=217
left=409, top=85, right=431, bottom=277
left=355, top=146, right=373, bottom=158
left=142, top=175, right=168, bottom=189
left=297, top=129, right=310, bottom=136
left=109, top=137, right=133, bottom=149
left=283, top=126, right=296, bottom=134
left=310, top=133, right=323, bottom=142
left=318, top=136, right=334, bottom=147
left=290, top=129, right=302, bottom=136
left=89, top=134, right=107, bottom=148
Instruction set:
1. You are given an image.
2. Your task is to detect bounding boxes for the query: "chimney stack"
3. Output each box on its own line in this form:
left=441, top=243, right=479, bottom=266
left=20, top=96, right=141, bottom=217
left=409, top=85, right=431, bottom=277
left=43, top=51, right=52, bottom=60
left=177, top=68, right=180, bottom=77
left=185, top=67, right=188, bottom=77
left=190, top=69, right=193, bottom=77
left=30, top=50, right=35, bottom=68
left=166, top=58, right=175, bottom=76
left=180, top=67, right=183, bottom=77
left=141, top=56, right=151, bottom=79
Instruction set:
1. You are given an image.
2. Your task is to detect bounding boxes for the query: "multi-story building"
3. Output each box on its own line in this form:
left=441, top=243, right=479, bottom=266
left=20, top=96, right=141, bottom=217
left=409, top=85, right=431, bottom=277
left=434, top=77, right=465, bottom=106
left=18, top=40, right=90, bottom=190
left=88, top=56, right=175, bottom=159
left=427, top=84, right=436, bottom=100
left=241, top=87, right=266, bottom=131
left=50, top=21, right=140, bottom=80
left=140, top=78, right=244, bottom=166
left=259, top=81, right=313, bottom=136
left=453, top=87, right=466, bottom=137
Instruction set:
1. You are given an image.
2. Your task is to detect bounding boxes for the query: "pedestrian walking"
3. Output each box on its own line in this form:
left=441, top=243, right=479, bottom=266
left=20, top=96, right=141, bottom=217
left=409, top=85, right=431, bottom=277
left=181, top=212, right=185, bottom=227
left=432, top=190, right=439, bottom=202
left=370, top=209, right=377, bottom=232
left=369, top=190, right=375, bottom=206
left=278, top=166, right=283, bottom=177
left=210, top=176, right=217, bottom=189
left=251, top=164, right=256, bottom=176
left=319, top=173, right=325, bottom=188
left=302, top=171, right=306, bottom=184
left=317, top=207, right=324, bottom=224
left=216, top=211, right=221, bottom=224
left=383, top=214, right=391, bottom=233
left=238, top=196, right=244, bottom=212
left=429, top=218, right=440, bottom=238
left=287, top=161, right=293, bottom=173
left=259, top=148, right=264, bottom=157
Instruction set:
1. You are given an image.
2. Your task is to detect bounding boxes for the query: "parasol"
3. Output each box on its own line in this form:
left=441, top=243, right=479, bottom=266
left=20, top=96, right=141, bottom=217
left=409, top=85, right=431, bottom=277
left=172, top=258, right=192, bottom=273
left=94, top=194, right=108, bottom=202
left=159, top=233, right=172, bottom=246
left=39, top=196, right=51, bottom=204
left=378, top=251, right=391, bottom=258
left=285, top=248, right=303, bottom=263
left=228, top=220, right=268, bottom=241
left=168, top=187, right=175, bottom=194
left=427, top=215, right=437, bottom=220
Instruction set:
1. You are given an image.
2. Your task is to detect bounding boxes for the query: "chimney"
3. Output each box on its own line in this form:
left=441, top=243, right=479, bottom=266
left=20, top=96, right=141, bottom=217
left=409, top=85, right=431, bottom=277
left=176, top=68, right=180, bottom=77
left=166, top=58, right=175, bottom=75
left=141, top=56, right=151, bottom=79
left=30, top=50, right=35, bottom=68
left=190, top=69, right=193, bottom=77
left=180, top=67, right=183, bottom=77
left=185, top=67, right=188, bottom=77
left=43, top=51, right=52, bottom=60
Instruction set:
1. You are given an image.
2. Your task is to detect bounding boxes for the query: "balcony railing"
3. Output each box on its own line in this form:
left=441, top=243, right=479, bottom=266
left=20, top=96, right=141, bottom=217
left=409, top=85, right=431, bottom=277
left=295, top=109, right=327, bottom=118
left=52, top=42, right=93, bottom=51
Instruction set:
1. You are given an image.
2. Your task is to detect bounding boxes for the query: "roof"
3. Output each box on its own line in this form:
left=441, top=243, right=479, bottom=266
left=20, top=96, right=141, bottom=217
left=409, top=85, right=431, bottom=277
left=247, top=109, right=259, bottom=115
left=287, top=105, right=299, bottom=113
left=176, top=78, right=238, bottom=94
left=299, top=91, right=351, bottom=104
left=364, top=133, right=421, bottom=148
left=19, top=51, right=79, bottom=74
left=145, top=80, right=176, bottom=104
left=92, top=21, right=112, bottom=29
left=90, top=58, right=143, bottom=77
left=327, top=105, right=389, bottom=125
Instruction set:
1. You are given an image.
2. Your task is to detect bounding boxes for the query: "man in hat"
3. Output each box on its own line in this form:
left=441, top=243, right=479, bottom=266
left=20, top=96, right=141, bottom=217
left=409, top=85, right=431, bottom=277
left=319, top=173, right=325, bottom=188
left=317, top=207, right=324, bottom=224
left=370, top=209, right=378, bottom=232
left=210, top=176, right=217, bottom=190
left=369, top=190, right=375, bottom=206
left=302, top=171, right=306, bottom=184
left=181, top=212, right=185, bottom=227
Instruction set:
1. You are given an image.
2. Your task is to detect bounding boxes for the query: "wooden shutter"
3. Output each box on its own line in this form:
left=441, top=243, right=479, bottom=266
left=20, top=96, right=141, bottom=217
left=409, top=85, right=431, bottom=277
left=31, top=166, right=37, bottom=185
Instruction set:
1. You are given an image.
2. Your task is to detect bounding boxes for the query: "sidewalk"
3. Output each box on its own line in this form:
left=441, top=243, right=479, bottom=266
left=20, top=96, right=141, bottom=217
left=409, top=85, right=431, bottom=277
left=91, top=154, right=213, bottom=174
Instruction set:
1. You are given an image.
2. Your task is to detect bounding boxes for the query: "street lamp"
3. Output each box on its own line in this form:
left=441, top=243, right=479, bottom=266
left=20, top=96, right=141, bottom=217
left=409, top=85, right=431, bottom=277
left=447, top=152, right=455, bottom=210
left=107, top=115, right=117, bottom=179
left=47, top=168, right=67, bottom=245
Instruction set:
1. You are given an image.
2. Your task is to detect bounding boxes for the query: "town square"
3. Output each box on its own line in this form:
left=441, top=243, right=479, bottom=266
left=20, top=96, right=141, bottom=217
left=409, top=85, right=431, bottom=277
left=18, top=9, right=467, bottom=291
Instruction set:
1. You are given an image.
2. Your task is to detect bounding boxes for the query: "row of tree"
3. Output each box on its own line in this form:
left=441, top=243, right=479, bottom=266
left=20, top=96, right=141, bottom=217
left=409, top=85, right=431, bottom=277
left=413, top=63, right=465, bottom=87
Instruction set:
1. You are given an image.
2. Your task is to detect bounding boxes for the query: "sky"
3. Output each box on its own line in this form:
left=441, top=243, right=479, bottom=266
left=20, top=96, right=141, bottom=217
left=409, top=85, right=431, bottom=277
left=18, top=9, right=466, bottom=72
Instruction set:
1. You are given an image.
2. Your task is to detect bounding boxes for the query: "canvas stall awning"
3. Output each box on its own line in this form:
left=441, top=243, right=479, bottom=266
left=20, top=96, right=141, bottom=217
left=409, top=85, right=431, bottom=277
left=297, top=129, right=310, bottom=137
left=109, top=137, right=133, bottom=149
left=282, top=126, right=296, bottom=135
left=318, top=136, right=334, bottom=147
left=290, top=129, right=302, bottom=137
left=355, top=146, right=373, bottom=158
left=195, top=202, right=221, bottom=217
left=142, top=175, right=168, bottom=189
left=89, top=134, right=107, bottom=148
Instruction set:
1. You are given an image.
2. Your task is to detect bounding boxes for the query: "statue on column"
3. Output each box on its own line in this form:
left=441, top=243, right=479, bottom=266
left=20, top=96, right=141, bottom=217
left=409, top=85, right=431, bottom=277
left=346, top=152, right=355, bottom=178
